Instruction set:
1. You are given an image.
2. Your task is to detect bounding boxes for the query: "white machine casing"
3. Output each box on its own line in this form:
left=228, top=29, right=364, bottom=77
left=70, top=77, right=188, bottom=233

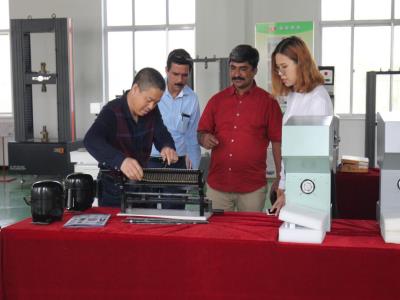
left=279, top=115, right=339, bottom=244
left=376, top=112, right=400, bottom=243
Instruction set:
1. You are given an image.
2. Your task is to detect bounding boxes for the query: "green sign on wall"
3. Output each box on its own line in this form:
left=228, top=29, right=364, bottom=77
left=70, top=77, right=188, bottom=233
left=255, top=21, right=314, bottom=93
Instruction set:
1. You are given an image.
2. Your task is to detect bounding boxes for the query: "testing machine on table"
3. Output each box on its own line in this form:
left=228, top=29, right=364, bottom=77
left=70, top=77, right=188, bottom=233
left=116, top=168, right=213, bottom=221
left=377, top=112, right=400, bottom=243
left=278, top=115, right=340, bottom=244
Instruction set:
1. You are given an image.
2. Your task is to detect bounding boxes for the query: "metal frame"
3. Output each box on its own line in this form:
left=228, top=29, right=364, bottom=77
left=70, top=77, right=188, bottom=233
left=10, top=18, right=75, bottom=142
left=365, top=71, right=400, bottom=168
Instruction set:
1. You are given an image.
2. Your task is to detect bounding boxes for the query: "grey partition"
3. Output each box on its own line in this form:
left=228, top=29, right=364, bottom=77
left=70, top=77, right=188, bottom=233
left=365, top=71, right=400, bottom=168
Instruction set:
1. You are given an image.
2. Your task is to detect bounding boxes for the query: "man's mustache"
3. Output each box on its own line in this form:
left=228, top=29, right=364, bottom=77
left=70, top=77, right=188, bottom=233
left=232, top=77, right=245, bottom=81
left=174, top=83, right=184, bottom=87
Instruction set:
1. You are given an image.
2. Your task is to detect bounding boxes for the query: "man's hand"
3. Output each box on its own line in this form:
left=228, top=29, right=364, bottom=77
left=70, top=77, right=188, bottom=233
left=198, top=132, right=219, bottom=150
left=160, top=147, right=178, bottom=165
left=120, top=157, right=143, bottom=180
left=270, top=188, right=286, bottom=216
left=185, top=155, right=192, bottom=169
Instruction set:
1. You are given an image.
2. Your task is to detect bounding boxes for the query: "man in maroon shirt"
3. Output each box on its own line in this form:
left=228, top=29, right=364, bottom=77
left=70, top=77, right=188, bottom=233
left=197, top=44, right=282, bottom=212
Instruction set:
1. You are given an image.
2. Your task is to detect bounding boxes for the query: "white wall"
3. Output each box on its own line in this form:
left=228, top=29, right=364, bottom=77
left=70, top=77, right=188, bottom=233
left=2, top=0, right=367, bottom=165
left=195, top=0, right=248, bottom=111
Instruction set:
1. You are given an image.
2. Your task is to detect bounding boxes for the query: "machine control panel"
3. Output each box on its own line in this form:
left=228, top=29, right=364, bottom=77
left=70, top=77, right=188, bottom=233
left=301, top=179, right=315, bottom=194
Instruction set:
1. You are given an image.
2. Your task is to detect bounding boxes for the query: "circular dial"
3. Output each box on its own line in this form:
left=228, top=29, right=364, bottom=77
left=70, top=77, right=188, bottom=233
left=300, top=179, right=315, bottom=194
left=397, top=179, right=400, bottom=190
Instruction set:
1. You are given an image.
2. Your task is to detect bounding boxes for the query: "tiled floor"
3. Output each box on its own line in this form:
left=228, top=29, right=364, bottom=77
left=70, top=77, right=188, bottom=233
left=0, top=172, right=64, bottom=227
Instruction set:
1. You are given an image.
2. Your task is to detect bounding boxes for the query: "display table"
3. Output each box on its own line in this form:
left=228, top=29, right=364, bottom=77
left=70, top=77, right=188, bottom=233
left=1, top=208, right=400, bottom=300
left=336, top=168, right=380, bottom=219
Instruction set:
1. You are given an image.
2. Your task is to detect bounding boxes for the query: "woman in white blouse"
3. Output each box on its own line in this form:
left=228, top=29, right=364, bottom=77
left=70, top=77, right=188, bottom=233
left=270, top=36, right=334, bottom=215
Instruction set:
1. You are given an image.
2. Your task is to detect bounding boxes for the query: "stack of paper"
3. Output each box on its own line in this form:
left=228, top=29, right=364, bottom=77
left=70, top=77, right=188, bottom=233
left=340, top=155, right=369, bottom=173
left=64, top=214, right=111, bottom=228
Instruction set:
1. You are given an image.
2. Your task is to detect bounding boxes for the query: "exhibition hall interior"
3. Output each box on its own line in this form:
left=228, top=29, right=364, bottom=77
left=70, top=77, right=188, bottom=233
left=0, top=0, right=399, bottom=299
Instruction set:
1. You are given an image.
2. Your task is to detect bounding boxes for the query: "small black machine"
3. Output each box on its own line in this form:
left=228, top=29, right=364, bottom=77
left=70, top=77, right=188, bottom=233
left=115, top=168, right=212, bottom=221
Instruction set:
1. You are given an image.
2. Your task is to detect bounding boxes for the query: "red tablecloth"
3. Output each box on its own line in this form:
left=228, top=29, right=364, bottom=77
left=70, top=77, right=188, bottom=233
left=336, top=168, right=380, bottom=219
left=1, top=207, right=400, bottom=300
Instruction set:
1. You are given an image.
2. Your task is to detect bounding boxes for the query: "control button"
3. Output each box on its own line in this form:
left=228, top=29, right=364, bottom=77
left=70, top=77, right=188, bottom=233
left=228, top=168, right=232, bottom=171
left=234, top=126, right=237, bottom=129
left=300, top=179, right=315, bottom=194
left=229, top=153, right=232, bottom=157
left=231, top=139, right=234, bottom=143
left=236, top=113, right=240, bottom=117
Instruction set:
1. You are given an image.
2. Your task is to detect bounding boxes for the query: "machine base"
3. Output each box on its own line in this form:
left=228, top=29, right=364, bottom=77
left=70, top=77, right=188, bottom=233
left=380, top=207, right=400, bottom=244
left=118, top=208, right=212, bottom=221
left=278, top=222, right=326, bottom=244
left=8, top=140, right=83, bottom=176
left=279, top=202, right=330, bottom=231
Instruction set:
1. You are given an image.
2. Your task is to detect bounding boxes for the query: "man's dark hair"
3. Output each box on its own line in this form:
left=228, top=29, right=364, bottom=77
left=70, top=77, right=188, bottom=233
left=229, top=44, right=259, bottom=69
left=132, top=67, right=166, bottom=91
left=167, top=48, right=193, bottom=71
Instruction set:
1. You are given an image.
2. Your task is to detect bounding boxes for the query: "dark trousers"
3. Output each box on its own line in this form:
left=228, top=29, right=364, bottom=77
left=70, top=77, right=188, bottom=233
left=147, top=156, right=187, bottom=209
left=97, top=171, right=156, bottom=208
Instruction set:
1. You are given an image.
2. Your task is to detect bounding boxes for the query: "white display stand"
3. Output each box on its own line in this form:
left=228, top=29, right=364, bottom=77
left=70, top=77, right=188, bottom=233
left=279, top=203, right=329, bottom=244
left=380, top=207, right=400, bottom=243
left=377, top=112, right=400, bottom=243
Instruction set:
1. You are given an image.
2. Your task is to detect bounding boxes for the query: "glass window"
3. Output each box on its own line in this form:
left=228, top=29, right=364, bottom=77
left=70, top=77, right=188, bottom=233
left=135, top=31, right=166, bottom=75
left=322, top=0, right=400, bottom=115
left=0, top=34, right=12, bottom=113
left=394, top=26, right=400, bottom=70
left=104, top=0, right=195, bottom=101
left=396, top=0, right=400, bottom=19
left=168, top=29, right=195, bottom=56
left=353, top=26, right=391, bottom=113
left=169, top=0, right=195, bottom=24
left=135, top=0, right=166, bottom=25
left=393, top=75, right=400, bottom=111
left=107, top=32, right=133, bottom=99
left=322, top=27, right=352, bottom=113
left=321, top=0, right=351, bottom=21
left=106, top=0, right=132, bottom=26
left=393, top=26, right=400, bottom=111
left=354, top=0, right=391, bottom=20
left=0, top=0, right=9, bottom=29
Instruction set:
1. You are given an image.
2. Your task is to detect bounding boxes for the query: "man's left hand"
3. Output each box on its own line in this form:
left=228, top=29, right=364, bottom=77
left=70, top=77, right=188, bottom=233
left=160, top=147, right=178, bottom=165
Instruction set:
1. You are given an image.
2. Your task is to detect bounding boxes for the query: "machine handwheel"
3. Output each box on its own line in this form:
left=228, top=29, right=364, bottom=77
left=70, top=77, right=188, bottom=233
left=397, top=179, right=400, bottom=191
left=300, top=179, right=315, bottom=194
